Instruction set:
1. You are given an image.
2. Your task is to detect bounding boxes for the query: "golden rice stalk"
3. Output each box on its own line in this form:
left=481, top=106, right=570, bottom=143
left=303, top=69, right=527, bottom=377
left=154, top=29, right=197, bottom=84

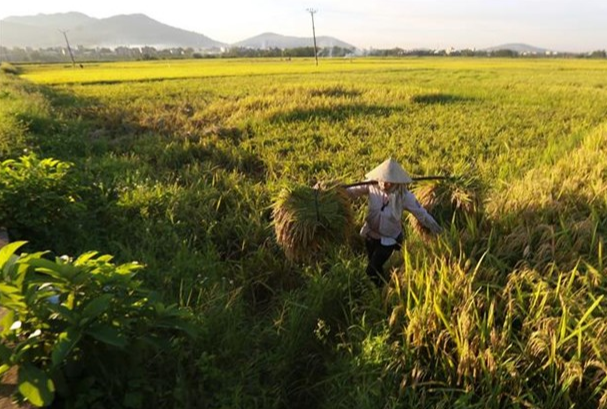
left=407, top=176, right=482, bottom=240
left=271, top=182, right=354, bottom=262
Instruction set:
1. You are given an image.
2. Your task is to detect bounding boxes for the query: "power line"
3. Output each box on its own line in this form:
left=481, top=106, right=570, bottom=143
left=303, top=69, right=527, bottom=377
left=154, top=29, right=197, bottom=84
left=306, top=8, right=319, bottom=66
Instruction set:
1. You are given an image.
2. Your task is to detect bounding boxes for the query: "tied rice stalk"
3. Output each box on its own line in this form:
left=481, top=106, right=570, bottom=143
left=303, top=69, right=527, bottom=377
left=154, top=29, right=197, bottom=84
left=408, top=176, right=482, bottom=240
left=272, top=182, right=353, bottom=262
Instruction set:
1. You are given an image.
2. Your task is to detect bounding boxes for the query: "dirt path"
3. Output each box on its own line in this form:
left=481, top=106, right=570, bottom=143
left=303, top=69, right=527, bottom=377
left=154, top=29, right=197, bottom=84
left=0, top=356, right=20, bottom=409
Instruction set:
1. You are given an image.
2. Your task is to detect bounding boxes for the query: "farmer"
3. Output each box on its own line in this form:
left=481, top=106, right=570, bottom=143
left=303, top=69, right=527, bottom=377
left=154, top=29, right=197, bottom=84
left=346, top=158, right=442, bottom=285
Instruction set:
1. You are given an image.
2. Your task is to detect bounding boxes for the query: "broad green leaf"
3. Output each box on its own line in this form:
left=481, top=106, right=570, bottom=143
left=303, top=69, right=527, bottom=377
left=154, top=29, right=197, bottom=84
left=0, top=342, right=12, bottom=362
left=51, top=327, right=82, bottom=367
left=86, top=324, right=127, bottom=348
left=23, top=276, right=63, bottom=286
left=0, top=283, right=19, bottom=295
left=0, top=296, right=27, bottom=312
left=12, top=261, right=33, bottom=288
left=0, top=241, right=26, bottom=269
left=0, top=253, right=21, bottom=280
left=0, top=310, right=15, bottom=335
left=73, top=251, right=99, bottom=265
left=26, top=258, right=64, bottom=280
left=96, top=254, right=114, bottom=263
left=13, top=343, right=33, bottom=361
left=18, top=364, right=55, bottom=407
left=116, top=263, right=144, bottom=276
left=47, top=303, right=77, bottom=323
left=81, top=294, right=113, bottom=320
left=17, top=251, right=50, bottom=262
left=66, top=292, right=76, bottom=310
left=0, top=363, right=10, bottom=376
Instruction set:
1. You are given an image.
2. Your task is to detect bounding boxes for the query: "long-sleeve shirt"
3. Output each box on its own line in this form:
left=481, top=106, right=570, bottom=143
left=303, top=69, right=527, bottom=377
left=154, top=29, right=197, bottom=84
left=346, top=183, right=440, bottom=245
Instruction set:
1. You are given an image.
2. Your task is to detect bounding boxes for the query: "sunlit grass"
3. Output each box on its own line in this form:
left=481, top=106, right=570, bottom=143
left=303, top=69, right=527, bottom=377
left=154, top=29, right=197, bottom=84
left=20, top=57, right=607, bottom=86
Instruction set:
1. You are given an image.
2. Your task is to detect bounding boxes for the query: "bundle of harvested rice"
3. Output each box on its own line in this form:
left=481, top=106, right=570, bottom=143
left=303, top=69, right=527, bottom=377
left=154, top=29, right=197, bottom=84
left=272, top=182, right=354, bottom=262
left=407, top=176, right=482, bottom=239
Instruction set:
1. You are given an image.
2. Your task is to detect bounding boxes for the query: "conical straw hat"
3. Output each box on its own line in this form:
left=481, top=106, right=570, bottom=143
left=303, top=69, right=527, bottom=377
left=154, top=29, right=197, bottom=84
left=365, top=158, right=413, bottom=183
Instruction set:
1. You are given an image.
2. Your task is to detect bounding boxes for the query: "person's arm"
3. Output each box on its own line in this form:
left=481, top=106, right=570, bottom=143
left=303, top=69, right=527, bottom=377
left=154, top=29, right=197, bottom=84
left=345, top=184, right=370, bottom=199
left=402, top=191, right=442, bottom=234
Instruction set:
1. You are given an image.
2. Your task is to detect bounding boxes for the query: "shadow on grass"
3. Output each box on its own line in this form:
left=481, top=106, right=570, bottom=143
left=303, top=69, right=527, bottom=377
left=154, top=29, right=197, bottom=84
left=28, top=85, right=268, bottom=179
left=307, top=86, right=362, bottom=99
left=411, top=93, right=474, bottom=105
left=271, top=104, right=405, bottom=123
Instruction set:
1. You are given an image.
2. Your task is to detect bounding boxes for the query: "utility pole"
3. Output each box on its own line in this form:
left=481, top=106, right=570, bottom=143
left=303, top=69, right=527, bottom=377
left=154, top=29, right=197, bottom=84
left=59, top=30, right=76, bottom=67
left=306, top=8, right=319, bottom=66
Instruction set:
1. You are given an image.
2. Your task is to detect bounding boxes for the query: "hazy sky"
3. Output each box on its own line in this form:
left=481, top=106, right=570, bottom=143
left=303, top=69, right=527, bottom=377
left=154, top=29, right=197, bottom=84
left=1, top=0, right=606, bottom=52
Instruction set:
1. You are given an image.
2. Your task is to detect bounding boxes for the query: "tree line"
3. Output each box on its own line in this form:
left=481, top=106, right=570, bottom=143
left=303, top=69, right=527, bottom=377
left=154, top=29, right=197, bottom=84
left=1, top=45, right=605, bottom=63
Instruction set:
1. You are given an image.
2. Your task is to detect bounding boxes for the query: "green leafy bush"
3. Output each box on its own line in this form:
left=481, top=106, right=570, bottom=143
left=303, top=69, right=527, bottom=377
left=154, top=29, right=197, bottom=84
left=0, top=241, right=196, bottom=408
left=0, top=153, right=87, bottom=252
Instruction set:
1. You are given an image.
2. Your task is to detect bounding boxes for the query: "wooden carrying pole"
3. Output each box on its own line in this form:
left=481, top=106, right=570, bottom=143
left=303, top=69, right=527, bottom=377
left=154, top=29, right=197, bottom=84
left=342, top=176, right=452, bottom=189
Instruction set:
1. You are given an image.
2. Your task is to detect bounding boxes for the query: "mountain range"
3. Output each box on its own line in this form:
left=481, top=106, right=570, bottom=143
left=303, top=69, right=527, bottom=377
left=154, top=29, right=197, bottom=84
left=0, top=12, right=354, bottom=50
left=0, top=13, right=558, bottom=53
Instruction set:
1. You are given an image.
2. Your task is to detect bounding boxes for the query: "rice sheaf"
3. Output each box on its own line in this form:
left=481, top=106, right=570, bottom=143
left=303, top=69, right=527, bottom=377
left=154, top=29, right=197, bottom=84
left=272, top=183, right=353, bottom=261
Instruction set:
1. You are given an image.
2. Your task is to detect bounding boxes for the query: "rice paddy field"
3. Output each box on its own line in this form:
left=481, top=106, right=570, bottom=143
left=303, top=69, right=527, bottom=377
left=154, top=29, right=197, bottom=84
left=1, top=57, right=607, bottom=408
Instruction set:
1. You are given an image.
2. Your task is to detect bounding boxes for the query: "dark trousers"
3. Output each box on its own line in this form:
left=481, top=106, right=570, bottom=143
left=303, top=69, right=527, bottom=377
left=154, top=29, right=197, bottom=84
left=365, top=234, right=402, bottom=286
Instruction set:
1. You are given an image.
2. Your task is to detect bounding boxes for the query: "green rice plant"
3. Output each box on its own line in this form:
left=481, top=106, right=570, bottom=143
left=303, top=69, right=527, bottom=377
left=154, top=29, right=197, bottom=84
left=488, top=123, right=607, bottom=270
left=501, top=264, right=607, bottom=407
left=408, top=174, right=484, bottom=238
left=366, top=244, right=607, bottom=408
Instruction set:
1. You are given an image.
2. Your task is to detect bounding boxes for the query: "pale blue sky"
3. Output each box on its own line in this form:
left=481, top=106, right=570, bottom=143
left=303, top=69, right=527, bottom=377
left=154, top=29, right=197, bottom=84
left=1, top=0, right=605, bottom=52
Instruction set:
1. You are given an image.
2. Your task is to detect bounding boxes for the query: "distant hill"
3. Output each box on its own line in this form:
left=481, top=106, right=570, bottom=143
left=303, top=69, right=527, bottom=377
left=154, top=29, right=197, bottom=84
left=69, top=14, right=225, bottom=49
left=0, top=12, right=225, bottom=49
left=233, top=32, right=355, bottom=50
left=0, top=21, right=64, bottom=48
left=0, top=13, right=356, bottom=51
left=4, top=12, right=95, bottom=30
left=484, top=43, right=552, bottom=54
